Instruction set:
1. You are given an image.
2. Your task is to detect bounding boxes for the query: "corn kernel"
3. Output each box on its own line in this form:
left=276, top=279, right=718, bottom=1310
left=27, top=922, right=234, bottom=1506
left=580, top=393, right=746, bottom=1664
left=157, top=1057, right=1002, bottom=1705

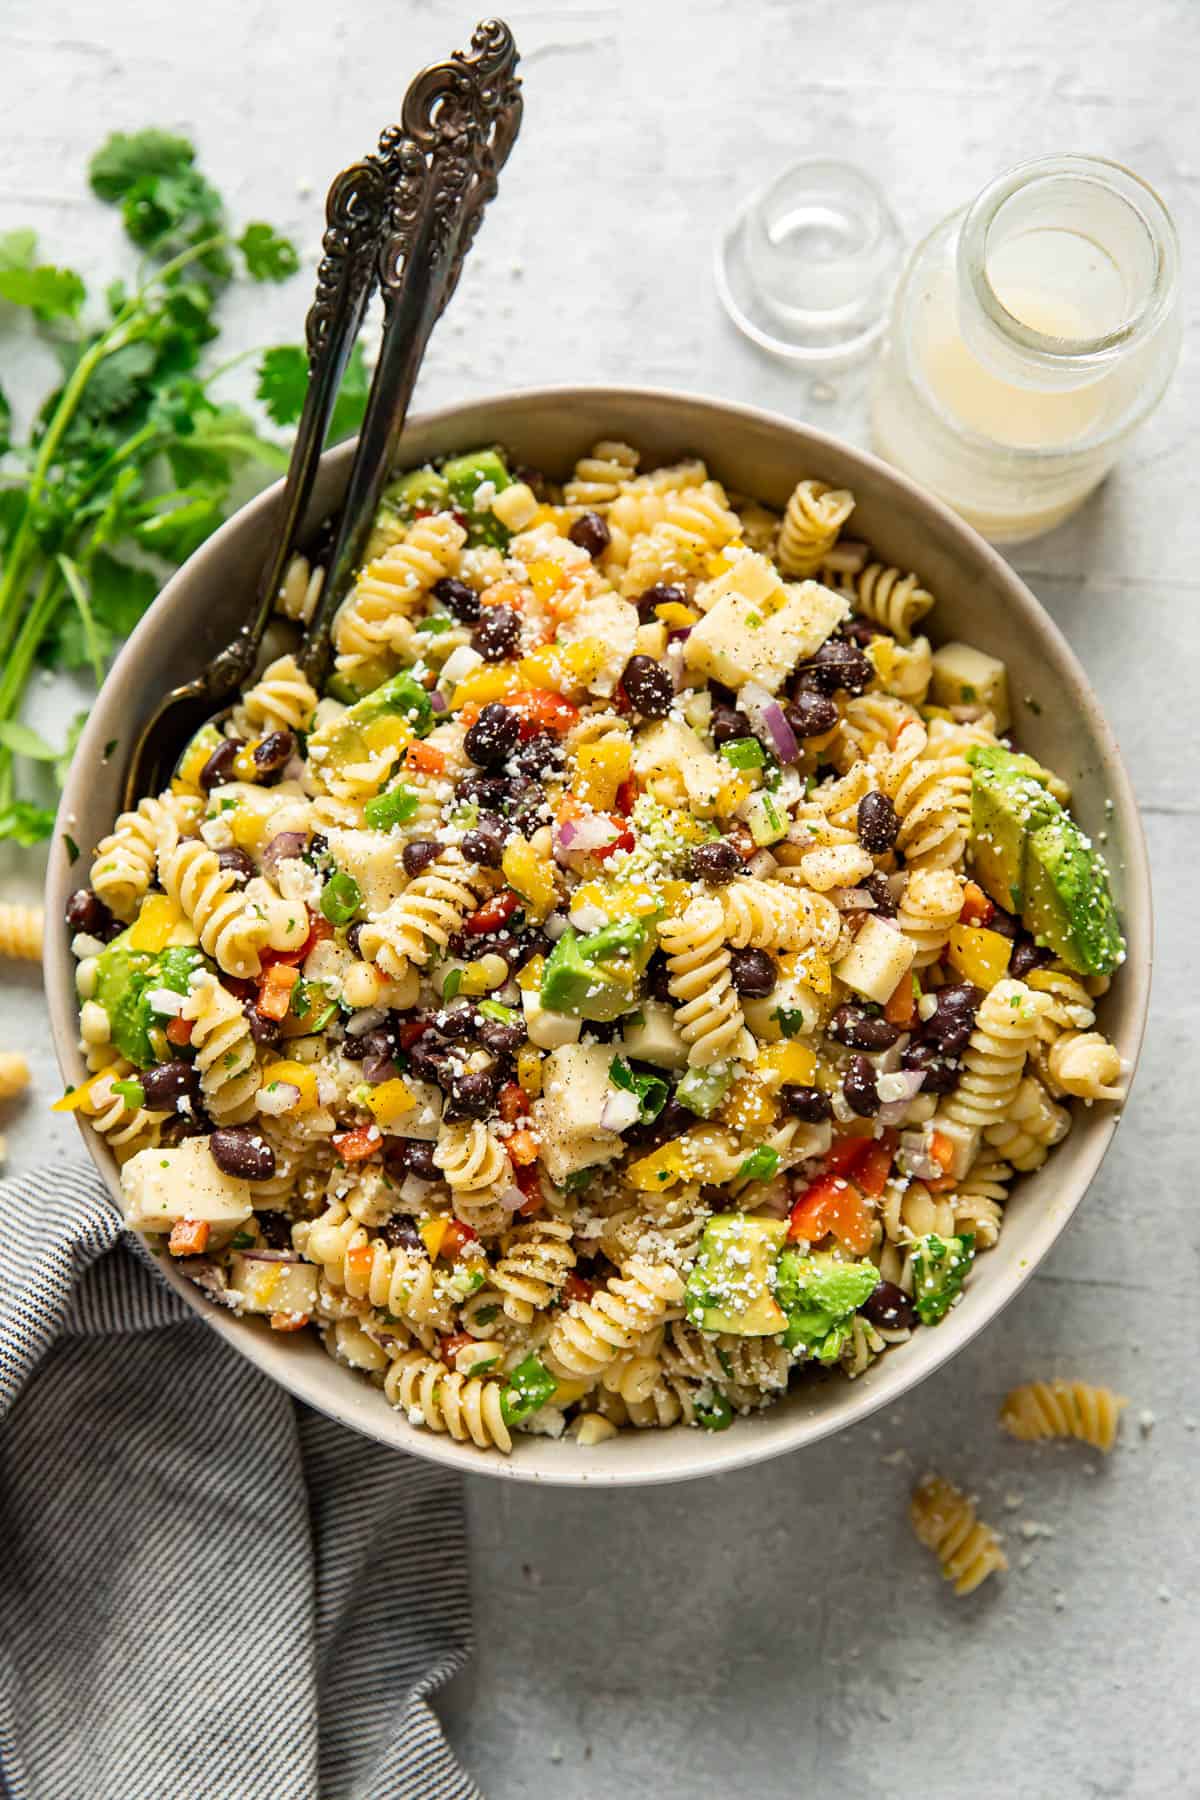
left=459, top=953, right=510, bottom=995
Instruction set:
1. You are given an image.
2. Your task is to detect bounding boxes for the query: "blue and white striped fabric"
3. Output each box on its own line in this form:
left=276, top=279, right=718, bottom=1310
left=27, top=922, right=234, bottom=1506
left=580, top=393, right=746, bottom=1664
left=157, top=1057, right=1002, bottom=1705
left=0, top=1166, right=481, bottom=1800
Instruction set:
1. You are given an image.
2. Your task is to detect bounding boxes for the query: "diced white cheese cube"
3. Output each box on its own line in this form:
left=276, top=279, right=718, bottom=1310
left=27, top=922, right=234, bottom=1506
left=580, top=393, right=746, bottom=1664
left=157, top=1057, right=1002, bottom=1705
left=930, top=642, right=1010, bottom=733
left=685, top=562, right=849, bottom=692
left=120, top=1138, right=253, bottom=1232
left=229, top=1253, right=319, bottom=1316
left=534, top=1043, right=624, bottom=1183
left=834, top=915, right=917, bottom=1004
left=618, top=1000, right=688, bottom=1070
left=522, top=985, right=584, bottom=1050
left=634, top=719, right=726, bottom=815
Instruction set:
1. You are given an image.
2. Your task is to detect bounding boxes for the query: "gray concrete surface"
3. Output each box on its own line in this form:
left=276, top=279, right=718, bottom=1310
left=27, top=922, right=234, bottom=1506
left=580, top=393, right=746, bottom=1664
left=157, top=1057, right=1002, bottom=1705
left=2, top=2, right=1197, bottom=1794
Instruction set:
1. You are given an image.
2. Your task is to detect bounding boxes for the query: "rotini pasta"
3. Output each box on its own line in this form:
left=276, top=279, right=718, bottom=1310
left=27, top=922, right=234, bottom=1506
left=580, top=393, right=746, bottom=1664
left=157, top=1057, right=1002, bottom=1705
left=231, top=654, right=319, bottom=739
left=841, top=562, right=934, bottom=641
left=658, top=896, right=756, bottom=1066
left=358, top=848, right=496, bottom=979
left=999, top=1379, right=1126, bottom=1452
left=91, top=793, right=202, bottom=921
left=777, top=478, right=854, bottom=577
left=910, top=1474, right=1007, bottom=1596
left=0, top=902, right=44, bottom=962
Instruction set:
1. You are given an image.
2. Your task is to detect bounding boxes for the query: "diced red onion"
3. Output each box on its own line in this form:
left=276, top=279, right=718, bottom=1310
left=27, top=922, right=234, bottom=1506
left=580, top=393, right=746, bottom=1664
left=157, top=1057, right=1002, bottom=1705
left=261, top=830, right=308, bottom=878
left=362, top=1054, right=401, bottom=1084
left=256, top=1080, right=301, bottom=1116
left=761, top=702, right=799, bottom=765
left=497, top=1184, right=528, bottom=1213
left=599, top=1090, right=641, bottom=1133
left=430, top=690, right=448, bottom=713
left=554, top=814, right=618, bottom=860
left=346, top=1006, right=388, bottom=1038
left=236, top=1249, right=304, bottom=1265
left=874, top=912, right=902, bottom=931
left=876, top=1069, right=926, bottom=1125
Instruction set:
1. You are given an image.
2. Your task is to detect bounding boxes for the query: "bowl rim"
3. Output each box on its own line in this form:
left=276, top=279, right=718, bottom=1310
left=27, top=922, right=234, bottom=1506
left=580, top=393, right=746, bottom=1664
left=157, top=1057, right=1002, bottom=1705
left=44, top=381, right=1153, bottom=1487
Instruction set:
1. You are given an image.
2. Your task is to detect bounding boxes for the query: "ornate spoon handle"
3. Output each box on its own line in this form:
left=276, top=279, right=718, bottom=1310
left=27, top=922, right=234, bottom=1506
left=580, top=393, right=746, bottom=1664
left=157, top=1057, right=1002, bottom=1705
left=299, top=17, right=523, bottom=683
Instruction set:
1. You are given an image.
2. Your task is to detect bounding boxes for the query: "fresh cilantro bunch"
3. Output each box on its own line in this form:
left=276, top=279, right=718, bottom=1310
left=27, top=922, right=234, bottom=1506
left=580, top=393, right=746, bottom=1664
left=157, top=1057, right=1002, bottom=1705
left=0, top=129, right=366, bottom=847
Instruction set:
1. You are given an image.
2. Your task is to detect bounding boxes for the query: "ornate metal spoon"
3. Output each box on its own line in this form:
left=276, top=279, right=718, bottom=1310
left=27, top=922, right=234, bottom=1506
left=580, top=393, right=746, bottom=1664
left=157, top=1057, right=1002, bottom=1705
left=121, top=17, right=522, bottom=810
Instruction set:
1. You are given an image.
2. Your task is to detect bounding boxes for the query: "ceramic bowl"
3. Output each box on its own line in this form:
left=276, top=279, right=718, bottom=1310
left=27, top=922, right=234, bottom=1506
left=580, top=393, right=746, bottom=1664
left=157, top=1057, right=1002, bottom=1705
left=45, top=386, right=1151, bottom=1486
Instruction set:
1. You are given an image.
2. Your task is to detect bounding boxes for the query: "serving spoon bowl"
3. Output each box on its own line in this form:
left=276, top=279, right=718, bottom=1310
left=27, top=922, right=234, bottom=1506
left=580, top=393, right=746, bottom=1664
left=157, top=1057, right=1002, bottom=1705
left=46, top=384, right=1151, bottom=1486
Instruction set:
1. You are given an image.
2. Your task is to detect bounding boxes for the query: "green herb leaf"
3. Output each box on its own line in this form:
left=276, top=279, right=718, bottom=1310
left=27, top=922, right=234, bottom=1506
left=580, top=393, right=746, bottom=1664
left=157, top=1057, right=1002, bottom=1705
left=238, top=222, right=300, bottom=283
left=441, top=967, right=464, bottom=1002
left=0, top=720, right=57, bottom=761
left=609, top=1055, right=669, bottom=1122
left=89, top=130, right=197, bottom=202
left=0, top=263, right=86, bottom=319
left=320, top=870, right=362, bottom=926
left=0, top=802, right=55, bottom=845
left=256, top=344, right=307, bottom=426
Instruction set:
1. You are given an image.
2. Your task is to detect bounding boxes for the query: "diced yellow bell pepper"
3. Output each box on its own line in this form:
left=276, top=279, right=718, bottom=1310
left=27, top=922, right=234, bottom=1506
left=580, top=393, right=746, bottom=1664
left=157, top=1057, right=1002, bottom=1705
left=627, top=1140, right=689, bottom=1192
left=451, top=663, right=521, bottom=710
left=260, top=1060, right=320, bottom=1113
left=756, top=1040, right=818, bottom=1087
left=704, top=545, right=743, bottom=578
left=716, top=774, right=753, bottom=817
left=126, top=894, right=197, bottom=953
left=654, top=600, right=700, bottom=629
left=573, top=738, right=631, bottom=811
left=527, top=558, right=566, bottom=603
left=531, top=504, right=567, bottom=533
left=421, top=1218, right=449, bottom=1261
left=174, top=724, right=223, bottom=794
left=362, top=1078, right=416, bottom=1128
left=919, top=704, right=956, bottom=724
left=517, top=953, right=545, bottom=992
left=656, top=879, right=691, bottom=919
left=362, top=714, right=413, bottom=759
left=562, top=637, right=611, bottom=685
left=232, top=743, right=261, bottom=783
left=52, top=1067, right=123, bottom=1113
left=627, top=1126, right=737, bottom=1192
left=946, top=924, right=1012, bottom=989
left=719, top=1076, right=778, bottom=1132
left=868, top=638, right=898, bottom=682
left=517, top=1045, right=543, bottom=1096
left=502, top=836, right=557, bottom=922
left=552, top=1378, right=594, bottom=1406
left=518, top=645, right=571, bottom=692
left=782, top=948, right=833, bottom=998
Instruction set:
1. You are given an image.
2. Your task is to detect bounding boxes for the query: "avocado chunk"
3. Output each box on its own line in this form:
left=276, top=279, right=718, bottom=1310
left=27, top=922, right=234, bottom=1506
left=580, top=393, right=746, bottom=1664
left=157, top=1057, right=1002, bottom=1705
left=308, top=667, right=433, bottom=776
left=910, top=1232, right=975, bottom=1325
left=773, top=1249, right=880, bottom=1359
left=967, top=745, right=1124, bottom=975
left=539, top=918, right=655, bottom=1022
left=675, top=1064, right=734, bottom=1118
left=441, top=448, right=512, bottom=549
left=1024, top=812, right=1124, bottom=977
left=95, top=939, right=208, bottom=1068
left=383, top=465, right=451, bottom=522
left=684, top=1214, right=788, bottom=1336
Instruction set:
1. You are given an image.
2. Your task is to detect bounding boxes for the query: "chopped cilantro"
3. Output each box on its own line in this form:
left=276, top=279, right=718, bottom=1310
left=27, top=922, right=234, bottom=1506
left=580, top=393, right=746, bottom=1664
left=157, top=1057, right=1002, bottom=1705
left=609, top=1055, right=668, bottom=1122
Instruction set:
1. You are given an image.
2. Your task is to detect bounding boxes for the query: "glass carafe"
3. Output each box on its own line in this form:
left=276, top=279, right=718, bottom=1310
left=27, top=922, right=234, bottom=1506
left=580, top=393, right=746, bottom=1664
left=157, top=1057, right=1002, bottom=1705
left=870, top=155, right=1181, bottom=543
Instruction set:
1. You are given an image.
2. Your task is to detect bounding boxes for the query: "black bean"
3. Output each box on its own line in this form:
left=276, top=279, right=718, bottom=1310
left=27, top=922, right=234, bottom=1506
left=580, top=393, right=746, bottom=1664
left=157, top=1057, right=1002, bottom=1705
left=256, top=1210, right=294, bottom=1250
left=199, top=737, right=244, bottom=792
left=459, top=825, right=502, bottom=869
left=828, top=1003, right=901, bottom=1051
left=711, top=705, right=753, bottom=747
left=244, top=1002, right=282, bottom=1048
left=857, top=790, right=900, bottom=854
left=986, top=903, right=1020, bottom=940
left=634, top=582, right=688, bottom=622
left=402, top=839, right=442, bottom=879
left=688, top=839, right=742, bottom=885
left=622, top=654, right=674, bottom=719
left=385, top=1139, right=440, bottom=1183
left=843, top=1054, right=880, bottom=1117
left=862, top=872, right=897, bottom=917
left=140, top=1059, right=202, bottom=1111
left=514, top=732, right=561, bottom=779
left=433, top=1004, right=479, bottom=1041
left=431, top=575, right=481, bottom=624
left=796, top=638, right=872, bottom=696
left=448, top=1067, right=500, bottom=1119
left=625, top=1096, right=693, bottom=1151
left=381, top=1211, right=425, bottom=1249
left=471, top=604, right=521, bottom=662
left=729, top=947, right=777, bottom=998
left=923, top=983, right=982, bottom=1055
left=252, top=730, right=296, bottom=777
left=786, top=690, right=839, bottom=739
left=464, top=702, right=520, bottom=768
left=354, top=1027, right=402, bottom=1064
left=839, top=616, right=879, bottom=648
left=568, top=512, right=611, bottom=559
left=477, top=1020, right=525, bottom=1058
left=455, top=772, right=509, bottom=811
left=1010, top=938, right=1052, bottom=980
left=160, top=1112, right=210, bottom=1145
left=448, top=929, right=522, bottom=970
left=346, top=921, right=365, bottom=958
left=217, top=846, right=256, bottom=884
left=65, top=887, right=114, bottom=939
left=209, top=1125, right=277, bottom=1182
left=862, top=1280, right=917, bottom=1332
left=646, top=951, right=673, bottom=1002
left=780, top=1084, right=833, bottom=1122
left=900, top=1040, right=960, bottom=1094
left=409, top=1039, right=452, bottom=1087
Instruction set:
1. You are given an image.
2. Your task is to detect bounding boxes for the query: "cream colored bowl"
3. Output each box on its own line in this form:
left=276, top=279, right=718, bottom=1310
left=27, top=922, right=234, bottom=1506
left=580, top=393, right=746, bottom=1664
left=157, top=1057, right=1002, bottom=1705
left=45, top=387, right=1151, bottom=1486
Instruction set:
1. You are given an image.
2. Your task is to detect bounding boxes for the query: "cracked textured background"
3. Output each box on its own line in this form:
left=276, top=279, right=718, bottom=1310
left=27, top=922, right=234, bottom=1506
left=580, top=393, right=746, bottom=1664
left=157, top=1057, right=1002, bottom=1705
left=1, top=1, right=1197, bottom=1795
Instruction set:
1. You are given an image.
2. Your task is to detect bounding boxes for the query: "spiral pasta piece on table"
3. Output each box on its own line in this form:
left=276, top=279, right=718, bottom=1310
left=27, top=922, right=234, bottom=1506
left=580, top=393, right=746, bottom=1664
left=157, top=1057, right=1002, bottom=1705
left=545, top=1260, right=686, bottom=1382
left=777, top=478, right=855, bottom=578
left=842, top=562, right=934, bottom=642
left=716, top=877, right=841, bottom=954
left=563, top=439, right=639, bottom=509
left=983, top=1074, right=1071, bottom=1172
left=231, top=654, right=319, bottom=740
left=0, top=1051, right=31, bottom=1100
left=183, top=973, right=259, bottom=1123
left=358, top=849, right=496, bottom=980
left=491, top=1219, right=576, bottom=1322
left=158, top=839, right=272, bottom=978
left=90, top=793, right=203, bottom=921
left=658, top=896, right=756, bottom=1066
left=0, top=902, right=44, bottom=962
left=384, top=1351, right=512, bottom=1453
left=332, top=513, right=466, bottom=676
left=1045, top=1032, right=1124, bottom=1103
left=910, top=1475, right=1007, bottom=1596
left=896, top=867, right=964, bottom=967
left=999, top=1379, right=1127, bottom=1452
left=937, top=981, right=1049, bottom=1140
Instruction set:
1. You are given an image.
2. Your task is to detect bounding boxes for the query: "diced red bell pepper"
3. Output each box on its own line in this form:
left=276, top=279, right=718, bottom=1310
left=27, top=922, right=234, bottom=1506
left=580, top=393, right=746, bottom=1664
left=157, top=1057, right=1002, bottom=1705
left=261, top=911, right=334, bottom=971
left=332, top=1123, right=382, bottom=1163
left=884, top=970, right=916, bottom=1028
left=614, top=776, right=638, bottom=817
left=397, top=1018, right=429, bottom=1051
left=506, top=1128, right=540, bottom=1166
left=438, top=1331, right=476, bottom=1366
left=498, top=1081, right=528, bottom=1124
left=165, top=1016, right=194, bottom=1047
left=595, top=824, right=635, bottom=861
left=464, top=889, right=521, bottom=935
left=959, top=881, right=995, bottom=927
left=510, top=689, right=579, bottom=738
left=257, top=961, right=300, bottom=1021
left=787, top=1174, right=873, bottom=1254
left=563, top=1273, right=595, bottom=1305
left=270, top=1311, right=311, bottom=1332
left=854, top=1131, right=897, bottom=1200
left=439, top=1219, right=479, bottom=1260
left=167, top=1216, right=209, bottom=1257
left=822, top=1136, right=873, bottom=1179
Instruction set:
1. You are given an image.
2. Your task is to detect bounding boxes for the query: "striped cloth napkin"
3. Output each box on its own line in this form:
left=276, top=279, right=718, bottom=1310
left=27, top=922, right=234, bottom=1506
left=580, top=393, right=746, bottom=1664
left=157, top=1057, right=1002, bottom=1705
left=0, top=1166, right=480, bottom=1800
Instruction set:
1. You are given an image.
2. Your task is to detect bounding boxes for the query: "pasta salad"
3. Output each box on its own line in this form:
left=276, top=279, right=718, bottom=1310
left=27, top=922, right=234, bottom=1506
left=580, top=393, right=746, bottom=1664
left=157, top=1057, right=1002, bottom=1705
left=60, top=441, right=1127, bottom=1455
